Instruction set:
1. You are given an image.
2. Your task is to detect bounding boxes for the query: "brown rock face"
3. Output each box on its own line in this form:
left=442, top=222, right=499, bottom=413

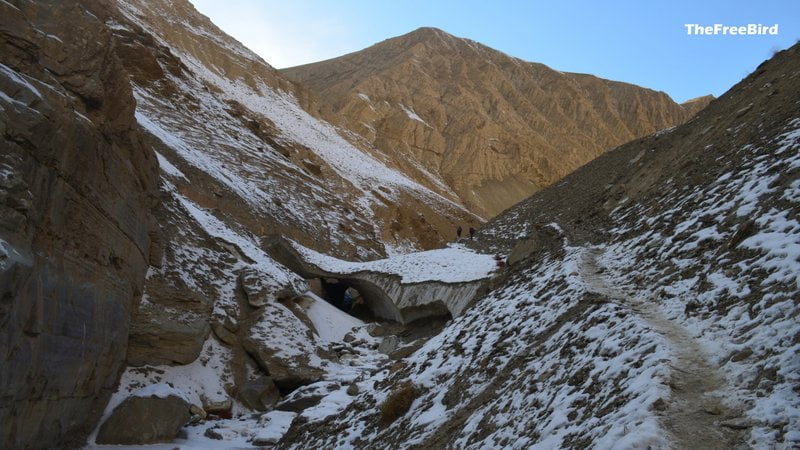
left=126, top=277, right=213, bottom=366
left=283, top=27, right=704, bottom=217
left=0, top=1, right=159, bottom=448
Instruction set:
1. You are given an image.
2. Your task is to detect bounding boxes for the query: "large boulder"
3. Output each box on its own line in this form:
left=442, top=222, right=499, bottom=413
left=95, top=385, right=192, bottom=445
left=242, top=302, right=331, bottom=390
left=238, top=265, right=307, bottom=308
left=127, top=280, right=213, bottom=366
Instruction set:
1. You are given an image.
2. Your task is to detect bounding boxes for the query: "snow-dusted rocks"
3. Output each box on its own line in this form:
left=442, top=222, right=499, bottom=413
left=243, top=302, right=332, bottom=390
left=239, top=266, right=307, bottom=308
left=95, top=385, right=194, bottom=445
left=127, top=280, right=213, bottom=366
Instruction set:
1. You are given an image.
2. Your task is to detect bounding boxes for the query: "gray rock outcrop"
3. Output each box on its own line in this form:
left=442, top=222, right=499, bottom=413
left=378, top=336, right=401, bottom=355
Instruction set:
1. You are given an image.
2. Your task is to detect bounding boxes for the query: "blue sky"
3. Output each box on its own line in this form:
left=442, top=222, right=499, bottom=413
left=189, top=0, right=799, bottom=103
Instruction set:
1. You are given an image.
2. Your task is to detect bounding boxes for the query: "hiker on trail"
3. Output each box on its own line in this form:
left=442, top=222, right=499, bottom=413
left=456, top=226, right=463, bottom=239
left=469, top=227, right=476, bottom=240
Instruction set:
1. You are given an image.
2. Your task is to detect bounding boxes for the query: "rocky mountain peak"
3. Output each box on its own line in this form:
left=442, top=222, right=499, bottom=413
left=283, top=29, right=708, bottom=217
left=401, top=26, right=453, bottom=42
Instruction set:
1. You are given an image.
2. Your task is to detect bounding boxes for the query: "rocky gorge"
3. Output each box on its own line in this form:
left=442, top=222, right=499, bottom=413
left=0, top=0, right=797, bottom=449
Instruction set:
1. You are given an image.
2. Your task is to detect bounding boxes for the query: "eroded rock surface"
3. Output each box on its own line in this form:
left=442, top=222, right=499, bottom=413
left=0, top=1, right=159, bottom=448
left=283, top=27, right=707, bottom=217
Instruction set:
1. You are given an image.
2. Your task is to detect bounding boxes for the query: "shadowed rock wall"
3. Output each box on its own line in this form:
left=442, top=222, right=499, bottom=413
left=0, top=1, right=159, bottom=448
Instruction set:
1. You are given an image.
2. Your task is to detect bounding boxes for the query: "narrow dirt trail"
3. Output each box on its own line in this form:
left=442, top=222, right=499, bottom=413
left=580, top=247, right=744, bottom=450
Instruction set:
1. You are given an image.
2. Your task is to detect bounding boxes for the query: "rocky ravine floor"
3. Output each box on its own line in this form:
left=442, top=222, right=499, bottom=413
left=580, top=247, right=746, bottom=449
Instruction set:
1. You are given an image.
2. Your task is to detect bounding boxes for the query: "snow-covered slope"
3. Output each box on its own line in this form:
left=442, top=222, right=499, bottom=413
left=281, top=245, right=676, bottom=448
left=112, top=0, right=480, bottom=260
left=279, top=43, right=800, bottom=449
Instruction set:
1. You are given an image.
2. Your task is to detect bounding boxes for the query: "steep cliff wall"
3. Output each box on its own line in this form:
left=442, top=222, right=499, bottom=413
left=0, top=1, right=159, bottom=448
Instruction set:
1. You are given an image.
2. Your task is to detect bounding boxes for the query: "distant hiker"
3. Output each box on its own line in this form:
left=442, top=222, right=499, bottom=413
left=342, top=289, right=354, bottom=312
left=469, top=227, right=476, bottom=240
left=351, top=288, right=364, bottom=306
left=342, top=287, right=363, bottom=312
left=456, top=226, right=463, bottom=239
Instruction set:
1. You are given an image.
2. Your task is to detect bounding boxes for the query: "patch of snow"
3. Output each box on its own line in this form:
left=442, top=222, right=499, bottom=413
left=0, top=0, right=20, bottom=11
left=298, top=385, right=354, bottom=422
left=130, top=383, right=191, bottom=402
left=399, top=103, right=430, bottom=127
left=300, top=292, right=364, bottom=342
left=253, top=411, right=297, bottom=444
left=155, top=151, right=188, bottom=181
left=73, top=110, right=92, bottom=123
left=0, top=63, right=42, bottom=99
